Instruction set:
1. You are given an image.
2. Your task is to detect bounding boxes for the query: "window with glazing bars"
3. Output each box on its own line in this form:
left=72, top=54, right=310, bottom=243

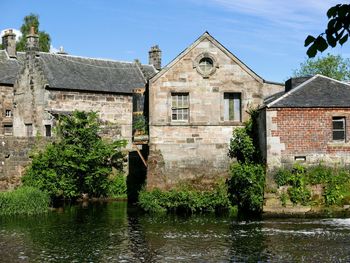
left=171, top=93, right=189, bottom=121
left=224, top=93, right=241, bottom=121
left=332, top=117, right=346, bottom=142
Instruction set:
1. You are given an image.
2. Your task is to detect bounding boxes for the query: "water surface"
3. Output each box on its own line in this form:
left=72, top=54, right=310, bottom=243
left=1, top=202, right=350, bottom=262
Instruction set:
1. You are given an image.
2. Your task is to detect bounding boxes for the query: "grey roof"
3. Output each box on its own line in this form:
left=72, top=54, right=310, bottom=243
left=39, top=53, right=152, bottom=93
left=0, top=50, right=156, bottom=93
left=0, top=50, right=23, bottom=85
left=267, top=75, right=350, bottom=108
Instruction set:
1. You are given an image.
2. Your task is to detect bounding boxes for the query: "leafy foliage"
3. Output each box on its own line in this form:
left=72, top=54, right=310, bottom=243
left=305, top=4, right=350, bottom=57
left=275, top=164, right=350, bottom=206
left=0, top=187, right=49, bottom=216
left=16, top=13, right=51, bottom=52
left=294, top=54, right=350, bottom=81
left=228, top=109, right=261, bottom=164
left=22, top=111, right=127, bottom=200
left=138, top=180, right=231, bottom=214
left=133, top=115, right=148, bottom=134
left=227, top=163, right=265, bottom=214
left=107, top=172, right=127, bottom=199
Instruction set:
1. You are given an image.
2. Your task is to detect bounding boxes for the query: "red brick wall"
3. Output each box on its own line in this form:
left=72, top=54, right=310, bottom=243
left=270, top=108, right=350, bottom=155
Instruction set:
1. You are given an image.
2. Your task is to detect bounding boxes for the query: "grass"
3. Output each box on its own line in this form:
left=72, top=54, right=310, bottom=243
left=0, top=186, right=50, bottom=216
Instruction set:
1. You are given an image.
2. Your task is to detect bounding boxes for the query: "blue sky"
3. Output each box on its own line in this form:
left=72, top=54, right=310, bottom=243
left=1, top=0, right=348, bottom=82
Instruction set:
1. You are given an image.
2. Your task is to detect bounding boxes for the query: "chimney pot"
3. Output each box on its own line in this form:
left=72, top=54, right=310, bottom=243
left=148, top=45, right=162, bottom=70
left=2, top=29, right=17, bottom=58
left=26, top=27, right=39, bottom=52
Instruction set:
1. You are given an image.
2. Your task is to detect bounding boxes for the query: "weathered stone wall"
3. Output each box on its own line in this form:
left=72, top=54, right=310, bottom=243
left=13, top=52, right=52, bottom=137
left=47, top=90, right=133, bottom=142
left=0, top=85, right=14, bottom=135
left=148, top=36, right=283, bottom=189
left=0, top=137, right=49, bottom=191
left=265, top=108, right=350, bottom=171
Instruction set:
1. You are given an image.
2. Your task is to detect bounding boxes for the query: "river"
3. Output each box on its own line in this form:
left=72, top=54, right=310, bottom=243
left=1, top=201, right=350, bottom=262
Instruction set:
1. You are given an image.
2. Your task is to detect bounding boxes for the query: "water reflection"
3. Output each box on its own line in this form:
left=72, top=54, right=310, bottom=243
left=1, top=202, right=350, bottom=262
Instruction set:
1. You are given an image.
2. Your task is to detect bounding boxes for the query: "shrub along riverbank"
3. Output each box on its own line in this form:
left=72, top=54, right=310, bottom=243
left=138, top=180, right=237, bottom=215
left=0, top=186, right=50, bottom=216
left=274, top=164, right=350, bottom=207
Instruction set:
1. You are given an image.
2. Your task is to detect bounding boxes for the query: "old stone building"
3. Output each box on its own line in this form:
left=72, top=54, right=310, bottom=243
left=147, top=32, right=283, bottom=189
left=261, top=75, right=350, bottom=174
left=0, top=28, right=157, bottom=189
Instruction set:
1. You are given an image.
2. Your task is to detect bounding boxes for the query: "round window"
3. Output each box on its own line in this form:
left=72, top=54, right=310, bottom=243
left=194, top=54, right=218, bottom=77
left=198, top=57, right=213, bottom=74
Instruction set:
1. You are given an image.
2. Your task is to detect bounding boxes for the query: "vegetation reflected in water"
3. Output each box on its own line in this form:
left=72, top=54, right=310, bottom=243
left=1, top=202, right=350, bottom=262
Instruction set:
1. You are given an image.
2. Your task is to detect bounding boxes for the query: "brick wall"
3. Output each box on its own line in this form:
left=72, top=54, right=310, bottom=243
left=266, top=107, right=350, bottom=170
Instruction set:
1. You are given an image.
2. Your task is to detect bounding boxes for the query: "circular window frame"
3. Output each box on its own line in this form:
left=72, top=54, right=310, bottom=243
left=193, top=53, right=218, bottom=78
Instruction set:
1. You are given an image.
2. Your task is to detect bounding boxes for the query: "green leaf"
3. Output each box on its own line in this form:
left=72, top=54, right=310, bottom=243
left=339, top=34, right=348, bottom=45
left=306, top=45, right=317, bottom=58
left=327, top=5, right=338, bottom=18
left=326, top=31, right=337, bottom=47
left=315, top=36, right=328, bottom=52
left=304, top=35, right=315, bottom=47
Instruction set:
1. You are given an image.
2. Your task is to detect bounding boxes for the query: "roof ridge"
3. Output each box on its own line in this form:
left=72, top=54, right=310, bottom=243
left=39, top=52, right=136, bottom=64
left=267, top=75, right=318, bottom=108
left=314, top=74, right=350, bottom=87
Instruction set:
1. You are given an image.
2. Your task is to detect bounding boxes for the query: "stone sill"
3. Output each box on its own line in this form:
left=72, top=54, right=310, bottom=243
left=327, top=141, right=350, bottom=147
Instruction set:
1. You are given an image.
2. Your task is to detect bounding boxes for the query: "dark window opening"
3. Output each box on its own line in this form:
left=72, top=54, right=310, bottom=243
left=5, top=110, right=12, bottom=117
left=332, top=117, right=346, bottom=142
left=45, top=125, right=51, bottom=137
left=4, top=124, right=12, bottom=135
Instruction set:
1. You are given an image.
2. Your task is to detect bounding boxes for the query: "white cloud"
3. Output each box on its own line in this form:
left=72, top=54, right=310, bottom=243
left=50, top=45, right=59, bottom=53
left=197, top=0, right=339, bottom=32
left=0, top=28, right=22, bottom=41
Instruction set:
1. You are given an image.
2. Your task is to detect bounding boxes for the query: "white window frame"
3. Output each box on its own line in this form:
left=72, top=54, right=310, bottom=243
left=171, top=93, right=189, bottom=122
left=332, top=116, right=346, bottom=142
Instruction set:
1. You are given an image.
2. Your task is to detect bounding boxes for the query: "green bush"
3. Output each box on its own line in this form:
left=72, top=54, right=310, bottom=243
left=227, top=163, right=265, bottom=214
left=0, top=187, right=50, bottom=216
left=22, top=111, right=127, bottom=200
left=274, top=164, right=350, bottom=206
left=274, top=168, right=293, bottom=187
left=108, top=173, right=127, bottom=199
left=138, top=181, right=231, bottom=214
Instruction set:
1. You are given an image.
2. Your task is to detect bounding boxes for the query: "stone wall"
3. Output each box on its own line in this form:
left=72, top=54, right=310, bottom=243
left=148, top=35, right=283, bottom=189
left=265, top=107, right=350, bottom=171
left=47, top=90, right=132, bottom=142
left=0, top=137, right=49, bottom=191
left=0, top=85, right=14, bottom=135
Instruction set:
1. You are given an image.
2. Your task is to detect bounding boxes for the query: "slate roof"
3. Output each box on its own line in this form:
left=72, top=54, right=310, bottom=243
left=267, top=75, right=350, bottom=108
left=0, top=50, right=23, bottom=85
left=0, top=50, right=156, bottom=93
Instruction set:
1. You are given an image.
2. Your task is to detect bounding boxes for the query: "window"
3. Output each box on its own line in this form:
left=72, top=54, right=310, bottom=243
left=4, top=124, right=12, bottom=135
left=224, top=93, right=241, bottom=122
left=45, top=125, right=51, bottom=137
left=198, top=57, right=213, bottom=74
left=5, top=110, right=12, bottom=117
left=333, top=117, right=346, bottom=142
left=26, top=123, right=33, bottom=137
left=171, top=93, right=189, bottom=121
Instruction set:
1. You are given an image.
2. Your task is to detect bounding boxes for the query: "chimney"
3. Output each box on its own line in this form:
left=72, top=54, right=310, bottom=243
left=57, top=46, right=68, bottom=55
left=26, top=26, right=39, bottom=52
left=285, top=76, right=313, bottom=92
left=2, top=29, right=17, bottom=58
left=148, top=45, right=161, bottom=70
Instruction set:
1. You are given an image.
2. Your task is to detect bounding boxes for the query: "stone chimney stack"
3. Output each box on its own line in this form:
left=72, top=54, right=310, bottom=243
left=26, top=26, right=39, bottom=52
left=2, top=29, right=17, bottom=58
left=148, top=45, right=161, bottom=70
